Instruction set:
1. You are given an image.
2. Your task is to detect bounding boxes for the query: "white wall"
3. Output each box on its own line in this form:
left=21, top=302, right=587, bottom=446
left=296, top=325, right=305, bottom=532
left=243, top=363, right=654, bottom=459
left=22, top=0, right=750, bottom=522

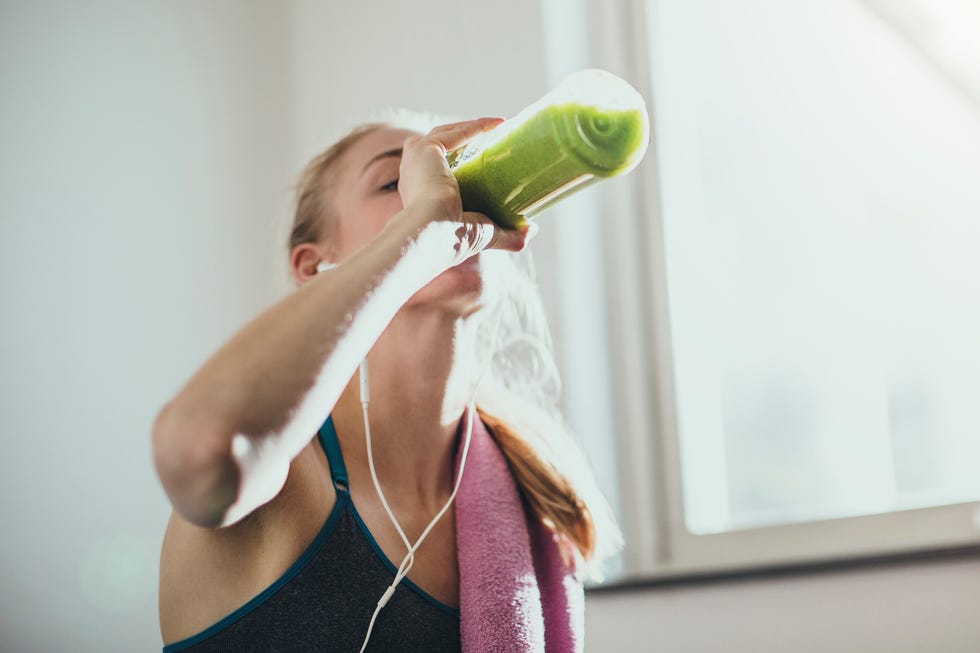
left=0, top=1, right=550, bottom=651
left=586, top=557, right=980, bottom=652
left=1, top=2, right=290, bottom=651
left=284, top=0, right=549, bottom=164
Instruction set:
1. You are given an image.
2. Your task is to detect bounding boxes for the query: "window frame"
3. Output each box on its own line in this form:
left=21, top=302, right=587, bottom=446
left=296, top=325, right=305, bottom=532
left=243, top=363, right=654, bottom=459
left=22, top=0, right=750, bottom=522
left=579, top=0, right=980, bottom=582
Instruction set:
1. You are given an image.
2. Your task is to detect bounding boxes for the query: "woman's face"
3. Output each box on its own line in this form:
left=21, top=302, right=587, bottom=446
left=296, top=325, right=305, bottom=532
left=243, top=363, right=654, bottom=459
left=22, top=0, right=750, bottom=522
left=323, top=126, right=489, bottom=314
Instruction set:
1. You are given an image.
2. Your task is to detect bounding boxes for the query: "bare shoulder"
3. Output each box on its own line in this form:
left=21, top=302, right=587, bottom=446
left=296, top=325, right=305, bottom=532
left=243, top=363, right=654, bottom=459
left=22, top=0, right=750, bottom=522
left=159, top=439, right=337, bottom=645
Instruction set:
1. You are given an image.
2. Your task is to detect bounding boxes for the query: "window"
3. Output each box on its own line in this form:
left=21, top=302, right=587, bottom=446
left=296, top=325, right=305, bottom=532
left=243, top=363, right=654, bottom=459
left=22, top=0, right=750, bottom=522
left=652, top=0, right=980, bottom=533
left=542, top=0, right=980, bottom=581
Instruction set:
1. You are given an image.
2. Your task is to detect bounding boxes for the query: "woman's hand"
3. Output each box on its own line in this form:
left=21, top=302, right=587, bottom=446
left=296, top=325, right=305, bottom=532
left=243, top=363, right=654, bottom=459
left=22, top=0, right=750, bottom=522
left=396, top=118, right=536, bottom=261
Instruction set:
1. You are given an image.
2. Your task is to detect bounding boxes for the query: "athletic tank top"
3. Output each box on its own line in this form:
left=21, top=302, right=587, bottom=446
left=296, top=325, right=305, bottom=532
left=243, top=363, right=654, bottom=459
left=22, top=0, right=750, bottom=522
left=162, top=415, right=462, bottom=652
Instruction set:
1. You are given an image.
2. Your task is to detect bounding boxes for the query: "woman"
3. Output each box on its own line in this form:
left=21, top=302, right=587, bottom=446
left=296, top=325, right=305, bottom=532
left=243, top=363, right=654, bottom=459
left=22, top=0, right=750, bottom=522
left=153, top=115, right=620, bottom=652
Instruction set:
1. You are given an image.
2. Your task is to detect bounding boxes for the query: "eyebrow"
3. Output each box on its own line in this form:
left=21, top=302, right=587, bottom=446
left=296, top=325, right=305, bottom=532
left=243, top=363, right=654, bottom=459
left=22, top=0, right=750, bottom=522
left=361, top=147, right=402, bottom=175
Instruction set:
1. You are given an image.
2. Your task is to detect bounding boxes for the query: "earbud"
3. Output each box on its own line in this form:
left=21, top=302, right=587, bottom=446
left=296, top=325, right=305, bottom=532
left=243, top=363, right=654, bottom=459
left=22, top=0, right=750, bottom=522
left=316, top=261, right=336, bottom=273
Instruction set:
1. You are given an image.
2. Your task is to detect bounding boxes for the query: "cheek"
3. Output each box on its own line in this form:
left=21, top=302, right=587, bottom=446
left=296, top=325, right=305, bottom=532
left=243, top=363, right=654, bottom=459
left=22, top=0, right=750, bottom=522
left=334, top=194, right=403, bottom=256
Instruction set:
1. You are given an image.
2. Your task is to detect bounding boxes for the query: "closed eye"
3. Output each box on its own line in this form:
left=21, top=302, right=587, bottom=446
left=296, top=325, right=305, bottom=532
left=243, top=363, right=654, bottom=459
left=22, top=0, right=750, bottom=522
left=380, top=179, right=398, bottom=192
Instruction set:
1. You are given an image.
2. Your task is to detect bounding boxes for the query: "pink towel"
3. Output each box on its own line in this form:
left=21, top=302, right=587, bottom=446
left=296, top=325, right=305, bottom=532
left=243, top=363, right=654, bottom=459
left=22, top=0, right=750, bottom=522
left=454, top=408, right=585, bottom=653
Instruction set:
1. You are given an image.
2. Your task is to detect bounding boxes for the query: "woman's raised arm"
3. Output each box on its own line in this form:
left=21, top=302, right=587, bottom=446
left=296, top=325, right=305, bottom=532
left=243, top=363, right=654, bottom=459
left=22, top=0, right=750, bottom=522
left=152, top=117, right=530, bottom=529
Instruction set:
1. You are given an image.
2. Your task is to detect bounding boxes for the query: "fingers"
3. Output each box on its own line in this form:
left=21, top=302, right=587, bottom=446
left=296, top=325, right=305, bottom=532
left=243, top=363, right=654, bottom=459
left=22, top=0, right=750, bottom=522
left=398, top=118, right=506, bottom=220
left=429, top=117, right=504, bottom=135
left=462, top=212, right=538, bottom=253
left=419, top=117, right=505, bottom=154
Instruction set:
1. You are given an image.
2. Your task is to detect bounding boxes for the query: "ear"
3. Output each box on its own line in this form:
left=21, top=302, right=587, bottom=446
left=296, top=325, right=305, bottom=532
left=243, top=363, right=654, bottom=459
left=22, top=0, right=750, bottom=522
left=291, top=242, right=329, bottom=286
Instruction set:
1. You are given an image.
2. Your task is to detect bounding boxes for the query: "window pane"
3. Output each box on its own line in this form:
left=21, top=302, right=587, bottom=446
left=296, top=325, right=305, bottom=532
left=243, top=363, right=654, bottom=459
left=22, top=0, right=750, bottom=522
left=648, top=0, right=980, bottom=534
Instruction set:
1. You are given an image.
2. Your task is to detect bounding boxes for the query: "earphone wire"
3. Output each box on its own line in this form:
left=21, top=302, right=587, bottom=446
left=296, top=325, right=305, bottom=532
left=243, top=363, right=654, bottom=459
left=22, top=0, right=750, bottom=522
left=357, top=306, right=503, bottom=653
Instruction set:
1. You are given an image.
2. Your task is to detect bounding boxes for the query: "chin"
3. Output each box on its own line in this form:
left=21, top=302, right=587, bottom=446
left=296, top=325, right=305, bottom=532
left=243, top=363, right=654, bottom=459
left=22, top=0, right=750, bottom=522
left=406, top=256, right=486, bottom=313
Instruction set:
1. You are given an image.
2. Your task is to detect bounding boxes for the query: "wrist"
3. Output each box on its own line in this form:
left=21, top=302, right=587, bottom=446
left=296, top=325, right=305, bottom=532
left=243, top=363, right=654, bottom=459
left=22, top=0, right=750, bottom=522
left=382, top=204, right=459, bottom=278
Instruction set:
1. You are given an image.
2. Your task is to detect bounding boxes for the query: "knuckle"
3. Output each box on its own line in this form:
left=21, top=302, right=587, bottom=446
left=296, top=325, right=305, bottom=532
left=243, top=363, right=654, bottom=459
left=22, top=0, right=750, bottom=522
left=420, top=134, right=447, bottom=151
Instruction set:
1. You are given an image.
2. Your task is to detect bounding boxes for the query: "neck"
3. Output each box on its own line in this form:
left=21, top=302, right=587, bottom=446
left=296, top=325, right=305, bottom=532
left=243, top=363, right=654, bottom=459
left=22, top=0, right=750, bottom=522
left=331, top=305, right=482, bottom=510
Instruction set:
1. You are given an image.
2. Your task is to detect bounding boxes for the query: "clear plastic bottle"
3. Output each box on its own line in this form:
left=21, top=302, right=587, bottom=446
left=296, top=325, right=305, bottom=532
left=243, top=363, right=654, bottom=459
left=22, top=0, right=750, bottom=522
left=450, top=68, right=650, bottom=229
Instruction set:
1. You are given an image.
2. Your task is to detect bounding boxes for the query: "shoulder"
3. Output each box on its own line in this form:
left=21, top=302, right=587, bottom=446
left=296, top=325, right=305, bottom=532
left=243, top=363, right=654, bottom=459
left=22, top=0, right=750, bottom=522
left=159, top=439, right=337, bottom=644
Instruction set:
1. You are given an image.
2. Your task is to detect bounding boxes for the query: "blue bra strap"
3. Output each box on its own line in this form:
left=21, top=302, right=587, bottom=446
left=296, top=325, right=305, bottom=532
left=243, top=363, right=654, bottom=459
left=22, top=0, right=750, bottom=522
left=317, top=415, right=349, bottom=491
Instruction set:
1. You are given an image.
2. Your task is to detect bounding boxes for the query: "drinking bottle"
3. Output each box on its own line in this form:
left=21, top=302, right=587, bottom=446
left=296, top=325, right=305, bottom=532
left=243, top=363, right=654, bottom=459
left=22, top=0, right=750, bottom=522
left=450, top=69, right=650, bottom=229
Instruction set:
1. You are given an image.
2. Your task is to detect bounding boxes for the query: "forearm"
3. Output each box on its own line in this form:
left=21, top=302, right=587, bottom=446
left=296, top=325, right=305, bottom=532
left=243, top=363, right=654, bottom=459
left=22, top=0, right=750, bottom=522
left=182, top=208, right=443, bottom=441
left=153, top=204, right=453, bottom=524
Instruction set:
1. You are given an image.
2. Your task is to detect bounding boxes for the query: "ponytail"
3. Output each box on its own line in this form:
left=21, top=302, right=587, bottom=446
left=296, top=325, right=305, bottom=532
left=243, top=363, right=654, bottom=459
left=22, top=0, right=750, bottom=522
left=478, top=408, right=594, bottom=570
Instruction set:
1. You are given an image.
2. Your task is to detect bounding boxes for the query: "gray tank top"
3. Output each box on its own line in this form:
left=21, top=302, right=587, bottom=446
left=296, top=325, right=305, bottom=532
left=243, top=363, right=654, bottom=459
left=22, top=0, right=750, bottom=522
left=162, top=415, right=462, bottom=652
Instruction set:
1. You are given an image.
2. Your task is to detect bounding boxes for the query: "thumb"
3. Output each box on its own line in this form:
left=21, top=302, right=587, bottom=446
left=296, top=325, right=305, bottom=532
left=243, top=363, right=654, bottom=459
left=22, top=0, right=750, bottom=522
left=480, top=216, right=538, bottom=253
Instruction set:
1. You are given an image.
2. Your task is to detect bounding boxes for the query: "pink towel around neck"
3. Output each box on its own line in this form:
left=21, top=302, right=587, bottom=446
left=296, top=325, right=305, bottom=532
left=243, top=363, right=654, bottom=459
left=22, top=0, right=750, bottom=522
left=454, top=408, right=584, bottom=653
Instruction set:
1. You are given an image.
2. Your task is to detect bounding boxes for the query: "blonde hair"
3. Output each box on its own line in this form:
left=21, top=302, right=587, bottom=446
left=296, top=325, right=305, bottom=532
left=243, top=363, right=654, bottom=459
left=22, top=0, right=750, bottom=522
left=289, top=111, right=622, bottom=579
left=289, top=122, right=386, bottom=260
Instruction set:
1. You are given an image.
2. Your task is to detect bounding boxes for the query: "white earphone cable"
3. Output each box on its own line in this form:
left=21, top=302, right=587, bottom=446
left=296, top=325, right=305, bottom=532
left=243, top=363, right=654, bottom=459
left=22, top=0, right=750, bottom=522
left=317, top=255, right=504, bottom=652
left=357, top=401, right=476, bottom=653
left=357, top=307, right=502, bottom=653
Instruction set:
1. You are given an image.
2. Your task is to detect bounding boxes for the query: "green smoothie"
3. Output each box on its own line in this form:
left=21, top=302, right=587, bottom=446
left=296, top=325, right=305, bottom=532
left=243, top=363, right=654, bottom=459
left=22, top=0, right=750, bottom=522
left=452, top=102, right=648, bottom=229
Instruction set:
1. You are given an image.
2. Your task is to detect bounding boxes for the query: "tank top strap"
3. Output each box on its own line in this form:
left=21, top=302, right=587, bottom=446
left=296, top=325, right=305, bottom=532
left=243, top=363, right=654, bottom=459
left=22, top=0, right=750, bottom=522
left=317, top=414, right=349, bottom=492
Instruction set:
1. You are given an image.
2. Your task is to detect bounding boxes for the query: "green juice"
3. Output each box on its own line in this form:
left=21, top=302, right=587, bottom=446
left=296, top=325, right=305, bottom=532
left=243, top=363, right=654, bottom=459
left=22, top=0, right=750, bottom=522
left=451, top=102, right=648, bottom=229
